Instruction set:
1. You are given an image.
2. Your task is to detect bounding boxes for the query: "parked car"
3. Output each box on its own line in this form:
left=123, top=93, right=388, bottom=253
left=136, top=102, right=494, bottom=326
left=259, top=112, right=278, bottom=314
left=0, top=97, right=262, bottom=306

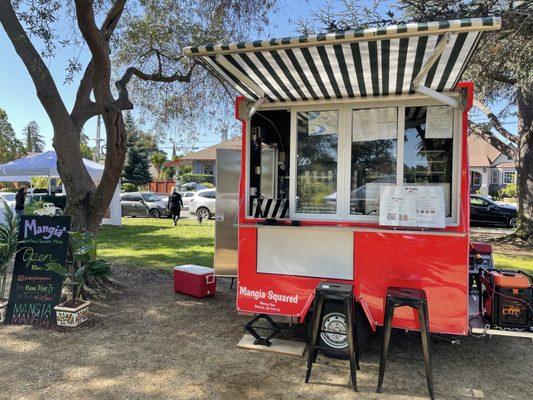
left=189, top=189, right=216, bottom=219
left=34, top=203, right=63, bottom=216
left=181, top=191, right=195, bottom=211
left=120, top=192, right=170, bottom=218
left=470, top=195, right=518, bottom=228
left=179, top=182, right=208, bottom=192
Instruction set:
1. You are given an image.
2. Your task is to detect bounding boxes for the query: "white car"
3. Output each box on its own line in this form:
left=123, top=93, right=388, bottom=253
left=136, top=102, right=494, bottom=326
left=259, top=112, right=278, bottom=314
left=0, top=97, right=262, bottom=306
left=181, top=191, right=195, bottom=211
left=34, top=202, right=62, bottom=216
left=189, top=189, right=216, bottom=220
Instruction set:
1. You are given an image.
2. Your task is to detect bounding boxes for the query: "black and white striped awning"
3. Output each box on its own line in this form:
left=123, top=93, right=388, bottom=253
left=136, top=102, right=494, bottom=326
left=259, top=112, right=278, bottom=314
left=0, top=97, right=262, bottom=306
left=184, top=17, right=500, bottom=103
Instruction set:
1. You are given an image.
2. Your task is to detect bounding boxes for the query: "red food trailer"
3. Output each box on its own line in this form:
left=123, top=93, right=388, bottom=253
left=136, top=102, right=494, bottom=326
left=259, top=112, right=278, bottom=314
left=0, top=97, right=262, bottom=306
left=184, top=16, right=532, bottom=352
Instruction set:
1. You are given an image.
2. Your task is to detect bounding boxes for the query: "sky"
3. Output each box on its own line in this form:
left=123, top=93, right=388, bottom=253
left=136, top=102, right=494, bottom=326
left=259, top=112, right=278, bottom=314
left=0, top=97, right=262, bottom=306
left=0, top=1, right=516, bottom=159
left=0, top=0, right=335, bottom=158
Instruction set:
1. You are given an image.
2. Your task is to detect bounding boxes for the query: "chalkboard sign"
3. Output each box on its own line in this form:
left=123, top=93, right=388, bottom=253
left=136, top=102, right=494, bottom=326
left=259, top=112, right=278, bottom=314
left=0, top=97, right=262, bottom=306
left=5, top=215, right=70, bottom=327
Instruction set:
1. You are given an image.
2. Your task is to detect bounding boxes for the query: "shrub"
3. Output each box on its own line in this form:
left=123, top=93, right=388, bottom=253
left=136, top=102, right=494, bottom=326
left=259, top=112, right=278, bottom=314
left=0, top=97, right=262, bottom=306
left=121, top=182, right=137, bottom=192
left=41, top=194, right=67, bottom=209
left=180, top=173, right=214, bottom=185
left=0, top=188, right=17, bottom=193
left=500, top=183, right=517, bottom=199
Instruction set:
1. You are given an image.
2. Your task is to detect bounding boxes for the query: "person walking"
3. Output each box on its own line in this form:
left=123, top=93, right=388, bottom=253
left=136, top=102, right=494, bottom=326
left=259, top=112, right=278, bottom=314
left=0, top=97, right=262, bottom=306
left=15, top=186, right=26, bottom=218
left=167, top=187, right=183, bottom=226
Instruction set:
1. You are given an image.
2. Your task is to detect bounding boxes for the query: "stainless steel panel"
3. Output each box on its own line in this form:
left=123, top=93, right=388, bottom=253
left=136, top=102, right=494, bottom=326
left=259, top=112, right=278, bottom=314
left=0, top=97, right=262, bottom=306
left=214, top=148, right=241, bottom=276
left=260, top=147, right=277, bottom=199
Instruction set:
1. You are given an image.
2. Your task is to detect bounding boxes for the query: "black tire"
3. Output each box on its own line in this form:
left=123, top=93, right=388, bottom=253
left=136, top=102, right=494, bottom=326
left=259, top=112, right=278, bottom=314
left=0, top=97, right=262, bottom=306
left=148, top=209, right=161, bottom=218
left=509, top=217, right=518, bottom=229
left=307, top=301, right=370, bottom=360
left=196, top=207, right=211, bottom=220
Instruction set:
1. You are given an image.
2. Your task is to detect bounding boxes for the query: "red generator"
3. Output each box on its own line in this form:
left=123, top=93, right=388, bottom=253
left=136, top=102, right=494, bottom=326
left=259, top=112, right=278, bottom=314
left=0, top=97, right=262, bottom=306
left=480, top=268, right=533, bottom=330
left=173, top=265, right=216, bottom=298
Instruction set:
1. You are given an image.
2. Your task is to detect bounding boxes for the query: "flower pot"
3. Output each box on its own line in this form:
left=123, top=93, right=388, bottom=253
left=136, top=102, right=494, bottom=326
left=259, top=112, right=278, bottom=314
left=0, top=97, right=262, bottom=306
left=0, top=299, right=7, bottom=323
left=54, top=300, right=91, bottom=327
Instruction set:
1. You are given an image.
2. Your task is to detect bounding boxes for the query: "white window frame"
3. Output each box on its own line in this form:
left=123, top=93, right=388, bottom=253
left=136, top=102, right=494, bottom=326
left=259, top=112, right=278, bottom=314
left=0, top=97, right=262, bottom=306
left=491, top=169, right=499, bottom=185
left=244, top=97, right=461, bottom=225
left=289, top=105, right=345, bottom=220
left=471, top=171, right=482, bottom=186
left=503, top=170, right=516, bottom=184
left=203, top=162, right=214, bottom=175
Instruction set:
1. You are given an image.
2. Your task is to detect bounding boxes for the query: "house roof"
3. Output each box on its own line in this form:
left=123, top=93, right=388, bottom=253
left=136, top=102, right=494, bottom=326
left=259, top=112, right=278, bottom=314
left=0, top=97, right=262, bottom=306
left=468, top=134, right=502, bottom=167
left=184, top=17, right=500, bottom=103
left=165, top=137, right=242, bottom=167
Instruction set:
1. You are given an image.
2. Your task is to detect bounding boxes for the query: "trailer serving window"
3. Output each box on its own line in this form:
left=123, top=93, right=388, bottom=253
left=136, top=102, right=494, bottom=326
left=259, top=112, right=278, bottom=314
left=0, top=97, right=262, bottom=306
left=285, top=102, right=457, bottom=222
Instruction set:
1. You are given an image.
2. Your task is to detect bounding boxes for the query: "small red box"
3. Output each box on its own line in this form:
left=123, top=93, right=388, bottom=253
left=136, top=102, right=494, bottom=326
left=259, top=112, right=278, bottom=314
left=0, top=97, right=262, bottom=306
left=173, top=265, right=216, bottom=298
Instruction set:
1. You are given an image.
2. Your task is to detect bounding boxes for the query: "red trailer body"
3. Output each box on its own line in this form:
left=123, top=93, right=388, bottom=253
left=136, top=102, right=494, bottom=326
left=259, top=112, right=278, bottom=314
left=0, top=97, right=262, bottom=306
left=184, top=17, right=503, bottom=340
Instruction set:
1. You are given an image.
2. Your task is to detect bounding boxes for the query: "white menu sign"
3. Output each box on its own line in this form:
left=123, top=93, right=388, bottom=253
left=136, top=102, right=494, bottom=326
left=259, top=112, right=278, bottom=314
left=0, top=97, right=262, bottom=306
left=379, top=185, right=446, bottom=228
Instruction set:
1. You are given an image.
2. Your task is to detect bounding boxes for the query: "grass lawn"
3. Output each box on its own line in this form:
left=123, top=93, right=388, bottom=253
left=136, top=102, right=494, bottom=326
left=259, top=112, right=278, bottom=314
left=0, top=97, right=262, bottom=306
left=97, top=217, right=214, bottom=270
left=493, top=254, right=533, bottom=274
left=98, top=218, right=532, bottom=277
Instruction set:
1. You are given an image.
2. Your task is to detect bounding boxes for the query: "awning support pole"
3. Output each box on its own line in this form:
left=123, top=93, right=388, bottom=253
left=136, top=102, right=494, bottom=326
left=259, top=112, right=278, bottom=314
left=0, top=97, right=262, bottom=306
left=411, top=32, right=460, bottom=109
left=215, top=54, right=266, bottom=99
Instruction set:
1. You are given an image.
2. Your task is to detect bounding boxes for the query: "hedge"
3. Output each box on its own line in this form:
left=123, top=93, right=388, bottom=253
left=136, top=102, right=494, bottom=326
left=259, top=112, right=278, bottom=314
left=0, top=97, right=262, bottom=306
left=179, top=173, right=215, bottom=184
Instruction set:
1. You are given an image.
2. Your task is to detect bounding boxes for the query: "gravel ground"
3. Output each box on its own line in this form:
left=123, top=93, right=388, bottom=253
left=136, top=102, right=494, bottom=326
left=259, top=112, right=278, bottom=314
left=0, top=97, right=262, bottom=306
left=0, top=265, right=532, bottom=400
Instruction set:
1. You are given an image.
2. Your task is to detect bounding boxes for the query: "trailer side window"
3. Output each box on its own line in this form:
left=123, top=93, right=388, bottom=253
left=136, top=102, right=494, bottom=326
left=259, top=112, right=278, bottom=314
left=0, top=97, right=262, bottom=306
left=296, top=110, right=339, bottom=214
left=403, top=106, right=454, bottom=216
left=350, top=107, right=397, bottom=215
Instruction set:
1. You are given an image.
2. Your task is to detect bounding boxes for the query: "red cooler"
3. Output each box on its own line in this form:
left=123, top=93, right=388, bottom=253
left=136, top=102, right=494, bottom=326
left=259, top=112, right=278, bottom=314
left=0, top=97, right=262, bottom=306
left=173, top=265, right=216, bottom=298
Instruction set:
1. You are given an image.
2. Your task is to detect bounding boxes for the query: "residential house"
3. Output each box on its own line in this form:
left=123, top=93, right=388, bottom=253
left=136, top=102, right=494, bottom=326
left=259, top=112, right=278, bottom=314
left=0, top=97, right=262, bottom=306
left=468, top=134, right=516, bottom=195
left=168, top=137, right=242, bottom=184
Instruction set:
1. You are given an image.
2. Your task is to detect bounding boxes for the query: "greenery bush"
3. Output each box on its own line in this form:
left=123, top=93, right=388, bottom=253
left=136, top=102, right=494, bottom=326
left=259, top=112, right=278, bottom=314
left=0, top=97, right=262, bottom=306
left=500, top=183, right=517, bottom=199
left=121, top=182, right=137, bottom=192
left=180, top=173, right=214, bottom=185
left=42, top=194, right=67, bottom=209
left=0, top=188, right=18, bottom=193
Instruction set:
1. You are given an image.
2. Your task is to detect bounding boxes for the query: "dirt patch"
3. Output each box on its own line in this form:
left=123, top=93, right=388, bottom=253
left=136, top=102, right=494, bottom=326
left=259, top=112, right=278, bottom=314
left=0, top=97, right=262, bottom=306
left=470, top=230, right=533, bottom=257
left=0, top=266, right=532, bottom=400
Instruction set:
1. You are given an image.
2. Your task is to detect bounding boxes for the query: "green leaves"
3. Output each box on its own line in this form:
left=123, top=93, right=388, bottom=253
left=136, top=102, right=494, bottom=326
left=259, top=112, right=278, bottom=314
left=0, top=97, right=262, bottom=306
left=45, top=262, right=68, bottom=278
left=0, top=200, right=20, bottom=299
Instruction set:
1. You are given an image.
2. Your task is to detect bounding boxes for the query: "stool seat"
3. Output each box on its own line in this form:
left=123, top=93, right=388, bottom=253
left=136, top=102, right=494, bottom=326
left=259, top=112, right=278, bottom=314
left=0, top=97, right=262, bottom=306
left=377, top=286, right=434, bottom=399
left=387, top=287, right=426, bottom=300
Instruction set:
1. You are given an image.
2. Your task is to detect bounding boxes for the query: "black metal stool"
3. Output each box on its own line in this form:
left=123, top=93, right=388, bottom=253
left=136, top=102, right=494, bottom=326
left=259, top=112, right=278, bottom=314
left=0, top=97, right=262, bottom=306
left=377, top=287, right=434, bottom=399
left=305, top=282, right=359, bottom=391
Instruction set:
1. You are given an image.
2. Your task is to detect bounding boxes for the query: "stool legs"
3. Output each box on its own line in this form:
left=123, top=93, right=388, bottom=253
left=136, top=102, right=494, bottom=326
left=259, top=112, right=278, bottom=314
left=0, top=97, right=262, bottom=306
left=377, top=297, right=394, bottom=393
left=418, top=303, right=434, bottom=400
left=345, top=295, right=358, bottom=391
left=305, top=293, right=323, bottom=383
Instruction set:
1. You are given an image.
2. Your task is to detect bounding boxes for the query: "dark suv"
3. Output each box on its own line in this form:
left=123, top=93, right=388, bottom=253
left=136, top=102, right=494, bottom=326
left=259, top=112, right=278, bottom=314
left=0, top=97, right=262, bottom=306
left=121, top=192, right=170, bottom=218
left=470, top=195, right=518, bottom=228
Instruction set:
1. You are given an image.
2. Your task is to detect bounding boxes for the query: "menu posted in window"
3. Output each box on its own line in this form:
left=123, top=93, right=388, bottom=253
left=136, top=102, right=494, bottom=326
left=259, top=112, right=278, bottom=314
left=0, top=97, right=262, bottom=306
left=379, top=185, right=446, bottom=228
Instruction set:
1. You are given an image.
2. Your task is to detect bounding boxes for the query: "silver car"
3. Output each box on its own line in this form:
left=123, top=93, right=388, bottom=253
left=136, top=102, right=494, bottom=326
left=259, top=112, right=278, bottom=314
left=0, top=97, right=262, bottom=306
left=120, top=192, right=170, bottom=218
left=189, top=189, right=216, bottom=219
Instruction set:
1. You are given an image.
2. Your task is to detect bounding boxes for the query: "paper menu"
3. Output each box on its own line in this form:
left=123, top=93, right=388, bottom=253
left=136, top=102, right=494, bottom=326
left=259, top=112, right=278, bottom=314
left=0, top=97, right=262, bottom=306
left=353, top=107, right=397, bottom=142
left=379, top=185, right=446, bottom=228
left=425, top=106, right=453, bottom=139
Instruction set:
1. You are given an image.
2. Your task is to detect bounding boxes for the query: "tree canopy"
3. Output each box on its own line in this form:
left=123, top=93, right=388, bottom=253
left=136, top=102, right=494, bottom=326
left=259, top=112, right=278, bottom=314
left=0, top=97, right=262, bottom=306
left=0, top=108, right=25, bottom=163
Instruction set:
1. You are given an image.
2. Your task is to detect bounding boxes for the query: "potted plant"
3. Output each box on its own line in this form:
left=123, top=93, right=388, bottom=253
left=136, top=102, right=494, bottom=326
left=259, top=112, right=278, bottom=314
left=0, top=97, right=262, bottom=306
left=0, top=202, right=20, bottom=323
left=48, top=232, right=111, bottom=327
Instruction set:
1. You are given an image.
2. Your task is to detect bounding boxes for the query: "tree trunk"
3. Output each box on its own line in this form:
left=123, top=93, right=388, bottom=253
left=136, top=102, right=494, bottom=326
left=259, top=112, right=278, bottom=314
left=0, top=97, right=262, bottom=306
left=55, top=113, right=127, bottom=233
left=515, top=86, right=533, bottom=242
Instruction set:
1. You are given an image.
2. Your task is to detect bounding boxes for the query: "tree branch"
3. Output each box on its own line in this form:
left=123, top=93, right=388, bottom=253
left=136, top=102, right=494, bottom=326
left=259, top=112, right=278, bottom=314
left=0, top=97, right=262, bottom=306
left=473, top=98, right=518, bottom=144
left=0, top=0, right=71, bottom=128
left=115, top=63, right=196, bottom=110
left=486, top=73, right=517, bottom=85
left=70, top=2, right=127, bottom=129
left=469, top=120, right=516, bottom=159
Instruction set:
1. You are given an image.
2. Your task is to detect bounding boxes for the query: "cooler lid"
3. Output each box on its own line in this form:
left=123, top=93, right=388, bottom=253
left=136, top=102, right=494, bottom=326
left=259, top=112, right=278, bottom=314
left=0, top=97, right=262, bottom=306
left=174, top=264, right=214, bottom=275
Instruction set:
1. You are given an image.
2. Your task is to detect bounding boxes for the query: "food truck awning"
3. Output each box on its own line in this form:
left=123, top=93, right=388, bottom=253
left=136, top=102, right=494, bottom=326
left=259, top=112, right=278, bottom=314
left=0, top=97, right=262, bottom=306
left=184, top=17, right=500, bottom=103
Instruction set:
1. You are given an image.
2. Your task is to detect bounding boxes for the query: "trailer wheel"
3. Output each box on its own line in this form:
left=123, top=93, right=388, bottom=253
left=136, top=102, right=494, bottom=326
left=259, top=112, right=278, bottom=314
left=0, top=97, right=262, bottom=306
left=308, top=301, right=370, bottom=359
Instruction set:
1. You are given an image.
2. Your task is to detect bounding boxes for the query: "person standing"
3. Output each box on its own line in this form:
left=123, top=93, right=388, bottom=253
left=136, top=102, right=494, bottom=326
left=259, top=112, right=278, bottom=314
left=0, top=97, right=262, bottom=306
left=167, top=187, right=183, bottom=226
left=15, top=186, right=26, bottom=218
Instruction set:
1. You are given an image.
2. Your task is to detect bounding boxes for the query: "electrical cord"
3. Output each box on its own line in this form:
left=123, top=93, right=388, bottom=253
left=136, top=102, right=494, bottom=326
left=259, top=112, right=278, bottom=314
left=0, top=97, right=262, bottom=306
left=254, top=112, right=286, bottom=153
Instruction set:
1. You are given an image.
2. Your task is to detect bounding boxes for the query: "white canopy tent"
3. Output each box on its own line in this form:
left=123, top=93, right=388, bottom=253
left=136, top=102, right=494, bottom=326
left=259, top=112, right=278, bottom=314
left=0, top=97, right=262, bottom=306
left=0, top=151, right=121, bottom=225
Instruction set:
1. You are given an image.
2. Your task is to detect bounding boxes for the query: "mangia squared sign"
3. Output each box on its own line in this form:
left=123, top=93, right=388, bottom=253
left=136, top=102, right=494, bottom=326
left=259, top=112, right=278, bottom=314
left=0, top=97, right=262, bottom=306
left=5, top=215, right=70, bottom=327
